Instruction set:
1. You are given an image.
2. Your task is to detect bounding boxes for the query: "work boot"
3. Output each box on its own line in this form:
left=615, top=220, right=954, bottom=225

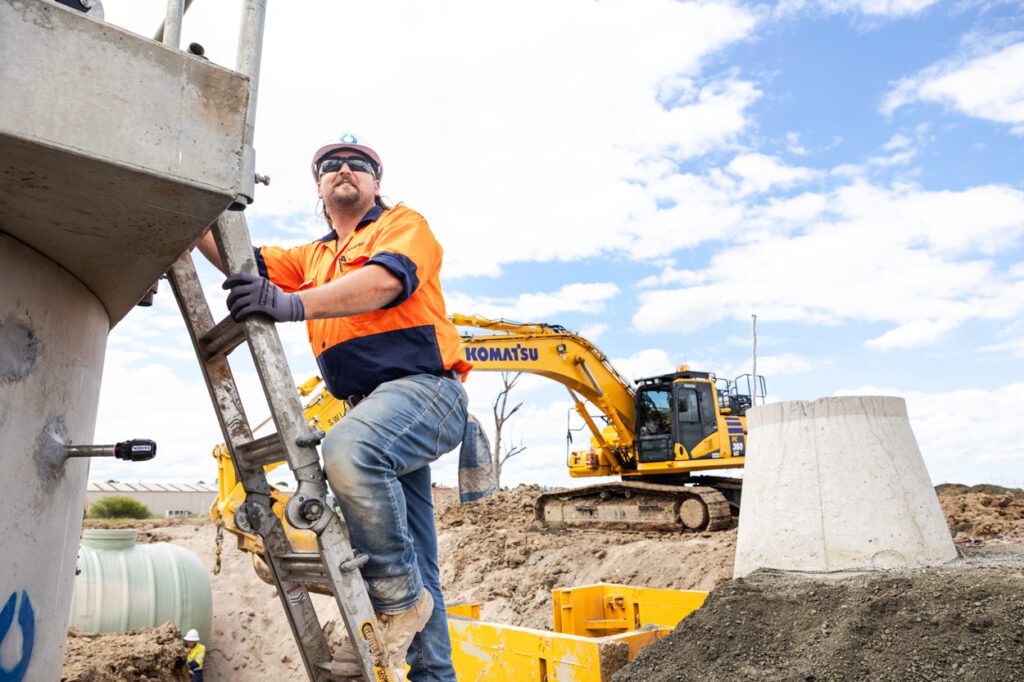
left=380, top=589, right=434, bottom=668
left=325, top=590, right=433, bottom=674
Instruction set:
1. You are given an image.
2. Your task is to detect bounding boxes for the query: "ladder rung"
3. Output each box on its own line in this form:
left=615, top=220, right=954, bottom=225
left=200, top=315, right=245, bottom=359
left=278, top=552, right=322, bottom=563
left=283, top=569, right=329, bottom=584
left=236, top=433, right=285, bottom=467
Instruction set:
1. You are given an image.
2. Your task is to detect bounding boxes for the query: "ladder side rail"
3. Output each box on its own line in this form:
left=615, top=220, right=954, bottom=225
left=211, top=212, right=329, bottom=533
left=153, top=0, right=196, bottom=43
left=167, top=254, right=337, bottom=680
left=250, top=515, right=339, bottom=681
left=161, top=0, right=186, bottom=48
left=318, top=519, right=393, bottom=680
left=167, top=252, right=256, bottom=462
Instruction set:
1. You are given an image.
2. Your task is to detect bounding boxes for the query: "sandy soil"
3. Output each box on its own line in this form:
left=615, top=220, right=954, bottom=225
left=62, top=622, right=189, bottom=681
left=64, top=484, right=1023, bottom=681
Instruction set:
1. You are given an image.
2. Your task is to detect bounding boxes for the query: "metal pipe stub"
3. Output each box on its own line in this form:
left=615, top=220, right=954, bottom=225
left=65, top=439, right=157, bottom=462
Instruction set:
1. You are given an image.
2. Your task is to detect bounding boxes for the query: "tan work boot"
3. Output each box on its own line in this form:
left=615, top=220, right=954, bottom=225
left=380, top=589, right=434, bottom=669
left=325, top=590, right=434, bottom=675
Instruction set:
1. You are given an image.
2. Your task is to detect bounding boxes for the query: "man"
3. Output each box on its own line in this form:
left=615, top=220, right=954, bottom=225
left=183, top=629, right=204, bottom=682
left=196, top=133, right=469, bottom=681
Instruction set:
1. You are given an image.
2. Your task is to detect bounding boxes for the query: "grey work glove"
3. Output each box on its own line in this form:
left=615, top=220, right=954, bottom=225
left=223, top=272, right=305, bottom=323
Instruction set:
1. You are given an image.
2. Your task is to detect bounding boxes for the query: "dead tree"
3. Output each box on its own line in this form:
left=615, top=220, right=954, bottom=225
left=492, top=372, right=527, bottom=488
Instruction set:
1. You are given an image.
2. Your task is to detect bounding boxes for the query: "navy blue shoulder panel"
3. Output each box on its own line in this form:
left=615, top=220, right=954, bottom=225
left=366, top=251, right=420, bottom=309
left=253, top=246, right=269, bottom=278
left=316, top=325, right=443, bottom=398
left=357, top=205, right=384, bottom=230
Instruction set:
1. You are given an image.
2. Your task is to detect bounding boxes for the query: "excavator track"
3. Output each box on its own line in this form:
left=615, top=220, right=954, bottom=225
left=535, top=481, right=733, bottom=532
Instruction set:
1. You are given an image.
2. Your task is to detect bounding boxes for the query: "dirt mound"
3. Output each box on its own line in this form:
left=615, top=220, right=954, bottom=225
left=937, top=486, right=1024, bottom=543
left=613, top=551, right=1024, bottom=682
left=936, top=483, right=1024, bottom=499
left=437, top=485, right=735, bottom=628
left=62, top=622, right=188, bottom=681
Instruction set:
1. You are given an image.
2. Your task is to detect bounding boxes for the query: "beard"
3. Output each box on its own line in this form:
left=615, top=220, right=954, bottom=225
left=328, top=180, right=363, bottom=207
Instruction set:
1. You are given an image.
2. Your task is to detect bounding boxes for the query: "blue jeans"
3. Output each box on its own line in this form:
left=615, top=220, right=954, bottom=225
left=322, top=373, right=466, bottom=682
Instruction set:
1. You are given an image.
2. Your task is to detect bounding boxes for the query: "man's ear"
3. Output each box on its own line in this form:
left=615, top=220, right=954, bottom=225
left=374, top=178, right=381, bottom=193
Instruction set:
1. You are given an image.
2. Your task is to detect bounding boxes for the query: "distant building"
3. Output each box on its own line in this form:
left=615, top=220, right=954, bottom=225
left=86, top=482, right=218, bottom=518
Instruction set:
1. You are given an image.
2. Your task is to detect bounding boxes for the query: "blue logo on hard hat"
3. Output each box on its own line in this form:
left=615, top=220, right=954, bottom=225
left=339, top=133, right=359, bottom=144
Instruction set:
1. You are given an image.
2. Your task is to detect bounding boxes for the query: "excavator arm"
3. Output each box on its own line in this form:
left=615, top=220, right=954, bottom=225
left=452, top=314, right=637, bottom=471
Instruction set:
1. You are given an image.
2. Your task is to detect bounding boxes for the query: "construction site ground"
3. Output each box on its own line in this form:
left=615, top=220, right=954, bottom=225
left=63, top=484, right=1024, bottom=681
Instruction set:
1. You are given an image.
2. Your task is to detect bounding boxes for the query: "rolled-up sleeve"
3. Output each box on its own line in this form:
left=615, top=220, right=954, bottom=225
left=365, top=210, right=440, bottom=309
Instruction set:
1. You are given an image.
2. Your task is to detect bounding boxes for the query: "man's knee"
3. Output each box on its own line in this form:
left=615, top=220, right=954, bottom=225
left=322, top=428, right=381, bottom=496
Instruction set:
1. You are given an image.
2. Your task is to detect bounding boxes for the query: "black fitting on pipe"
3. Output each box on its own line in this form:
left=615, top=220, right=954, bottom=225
left=65, top=439, right=157, bottom=462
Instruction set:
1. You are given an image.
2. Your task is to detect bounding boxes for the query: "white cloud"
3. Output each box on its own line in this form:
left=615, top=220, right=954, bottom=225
left=835, top=384, right=1024, bottom=486
left=633, top=181, right=1024, bottom=334
left=725, top=153, right=820, bottom=194
left=610, top=349, right=676, bottom=382
left=865, top=318, right=959, bottom=350
left=884, top=39, right=1024, bottom=131
left=579, top=323, right=610, bottom=342
left=448, top=283, right=620, bottom=320
left=981, top=337, right=1024, bottom=357
left=774, top=0, right=938, bottom=19
left=753, top=353, right=827, bottom=375
left=785, top=131, right=808, bottom=156
left=882, top=133, right=913, bottom=151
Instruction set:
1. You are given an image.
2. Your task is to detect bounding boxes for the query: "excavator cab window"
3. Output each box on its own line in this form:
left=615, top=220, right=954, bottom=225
left=636, top=386, right=674, bottom=462
left=676, top=388, right=699, bottom=423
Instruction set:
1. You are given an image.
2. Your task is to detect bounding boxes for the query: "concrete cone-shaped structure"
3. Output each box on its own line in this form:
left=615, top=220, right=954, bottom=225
left=734, top=396, right=956, bottom=577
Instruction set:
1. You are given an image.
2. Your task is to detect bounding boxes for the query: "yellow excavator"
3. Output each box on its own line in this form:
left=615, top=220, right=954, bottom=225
left=212, top=314, right=763, bottom=571
left=453, top=314, right=762, bottom=532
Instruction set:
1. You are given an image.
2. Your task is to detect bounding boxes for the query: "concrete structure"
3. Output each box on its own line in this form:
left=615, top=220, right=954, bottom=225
left=734, top=396, right=957, bottom=577
left=0, top=2, right=252, bottom=678
left=0, top=0, right=251, bottom=325
left=86, top=482, right=219, bottom=517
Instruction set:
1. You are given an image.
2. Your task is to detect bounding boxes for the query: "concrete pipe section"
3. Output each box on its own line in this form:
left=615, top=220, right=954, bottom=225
left=734, top=396, right=956, bottom=578
left=0, top=234, right=109, bottom=681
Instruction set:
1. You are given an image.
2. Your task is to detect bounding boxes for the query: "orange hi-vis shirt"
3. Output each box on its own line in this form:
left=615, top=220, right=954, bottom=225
left=255, top=204, right=472, bottom=399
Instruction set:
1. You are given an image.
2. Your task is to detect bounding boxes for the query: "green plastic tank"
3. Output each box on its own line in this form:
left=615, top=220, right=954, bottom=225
left=70, top=529, right=213, bottom=642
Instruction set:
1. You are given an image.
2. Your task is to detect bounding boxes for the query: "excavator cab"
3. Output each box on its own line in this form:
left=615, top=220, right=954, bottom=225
left=635, top=370, right=719, bottom=463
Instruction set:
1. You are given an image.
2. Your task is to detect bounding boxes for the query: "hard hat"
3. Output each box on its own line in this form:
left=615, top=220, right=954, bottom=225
left=311, top=132, right=383, bottom=181
left=184, top=629, right=201, bottom=642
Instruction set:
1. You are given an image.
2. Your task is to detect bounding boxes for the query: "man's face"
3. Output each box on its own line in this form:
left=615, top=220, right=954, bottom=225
left=317, top=152, right=380, bottom=211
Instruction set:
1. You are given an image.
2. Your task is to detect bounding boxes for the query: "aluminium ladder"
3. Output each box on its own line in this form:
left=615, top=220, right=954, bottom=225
left=167, top=210, right=395, bottom=682
left=157, top=1, right=393, bottom=676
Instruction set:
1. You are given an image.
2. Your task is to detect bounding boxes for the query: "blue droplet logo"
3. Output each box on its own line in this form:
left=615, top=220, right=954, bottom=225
left=0, top=591, right=35, bottom=682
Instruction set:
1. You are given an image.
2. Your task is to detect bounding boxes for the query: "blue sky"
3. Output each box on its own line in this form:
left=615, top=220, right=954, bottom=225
left=92, top=0, right=1024, bottom=490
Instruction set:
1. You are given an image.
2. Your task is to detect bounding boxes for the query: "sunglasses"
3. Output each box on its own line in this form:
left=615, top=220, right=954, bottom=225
left=318, top=156, right=377, bottom=178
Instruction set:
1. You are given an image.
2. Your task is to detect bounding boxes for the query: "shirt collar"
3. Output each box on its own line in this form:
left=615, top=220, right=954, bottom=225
left=316, top=205, right=385, bottom=243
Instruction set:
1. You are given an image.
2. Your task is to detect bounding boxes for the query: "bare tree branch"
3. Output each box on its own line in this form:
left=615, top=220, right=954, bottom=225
left=491, top=372, right=526, bottom=488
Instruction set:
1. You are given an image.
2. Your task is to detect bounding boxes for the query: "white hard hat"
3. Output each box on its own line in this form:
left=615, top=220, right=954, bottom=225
left=184, top=628, right=201, bottom=642
left=311, top=132, right=383, bottom=181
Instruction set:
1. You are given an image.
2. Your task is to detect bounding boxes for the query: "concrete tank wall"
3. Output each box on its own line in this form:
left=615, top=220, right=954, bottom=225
left=734, top=396, right=956, bottom=578
left=0, top=233, right=108, bottom=681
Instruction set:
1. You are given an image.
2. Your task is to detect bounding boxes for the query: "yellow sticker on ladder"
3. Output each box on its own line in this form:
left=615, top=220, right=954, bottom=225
left=360, top=620, right=391, bottom=681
